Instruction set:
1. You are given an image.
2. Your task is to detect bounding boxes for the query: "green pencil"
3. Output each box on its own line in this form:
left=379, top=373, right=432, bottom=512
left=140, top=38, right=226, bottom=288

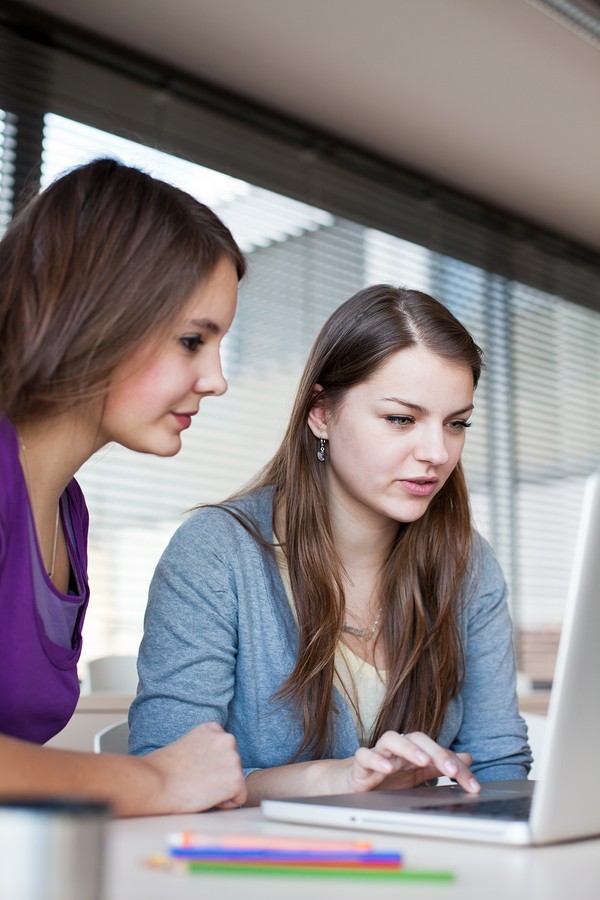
left=187, top=861, right=455, bottom=881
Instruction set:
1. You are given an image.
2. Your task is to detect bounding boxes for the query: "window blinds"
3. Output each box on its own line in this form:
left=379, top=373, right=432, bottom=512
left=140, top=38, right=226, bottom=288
left=1, top=13, right=599, bottom=686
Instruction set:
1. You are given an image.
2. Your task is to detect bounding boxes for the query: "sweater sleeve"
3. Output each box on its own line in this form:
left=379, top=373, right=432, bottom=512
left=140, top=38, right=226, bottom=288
left=128, top=496, right=360, bottom=774
left=448, top=535, right=533, bottom=780
left=128, top=509, right=241, bottom=756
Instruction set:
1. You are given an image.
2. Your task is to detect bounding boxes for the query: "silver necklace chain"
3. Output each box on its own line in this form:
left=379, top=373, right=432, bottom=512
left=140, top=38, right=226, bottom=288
left=17, top=433, right=60, bottom=580
left=342, top=607, right=383, bottom=641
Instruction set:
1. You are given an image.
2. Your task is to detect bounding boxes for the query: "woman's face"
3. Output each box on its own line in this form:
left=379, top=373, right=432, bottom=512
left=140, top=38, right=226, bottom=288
left=310, top=344, right=475, bottom=531
left=98, top=256, right=238, bottom=457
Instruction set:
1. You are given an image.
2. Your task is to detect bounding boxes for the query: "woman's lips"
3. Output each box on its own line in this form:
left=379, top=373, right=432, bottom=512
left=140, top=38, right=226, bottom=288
left=398, top=479, right=438, bottom=497
left=172, top=413, right=193, bottom=430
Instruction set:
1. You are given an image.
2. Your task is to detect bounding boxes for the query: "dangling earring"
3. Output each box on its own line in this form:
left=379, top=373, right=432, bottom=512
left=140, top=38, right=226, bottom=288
left=317, top=437, right=327, bottom=462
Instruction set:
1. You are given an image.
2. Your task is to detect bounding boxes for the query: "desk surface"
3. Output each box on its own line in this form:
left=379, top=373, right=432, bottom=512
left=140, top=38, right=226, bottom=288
left=104, top=805, right=600, bottom=900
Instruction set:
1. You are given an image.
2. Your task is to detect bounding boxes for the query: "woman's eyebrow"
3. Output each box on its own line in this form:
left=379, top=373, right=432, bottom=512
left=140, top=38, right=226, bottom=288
left=380, top=396, right=427, bottom=413
left=188, top=317, right=220, bottom=335
left=380, top=397, right=474, bottom=417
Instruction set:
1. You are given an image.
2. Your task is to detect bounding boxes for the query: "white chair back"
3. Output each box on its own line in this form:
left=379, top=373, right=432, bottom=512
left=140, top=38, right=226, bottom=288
left=87, top=655, right=138, bottom=694
left=93, top=719, right=129, bottom=755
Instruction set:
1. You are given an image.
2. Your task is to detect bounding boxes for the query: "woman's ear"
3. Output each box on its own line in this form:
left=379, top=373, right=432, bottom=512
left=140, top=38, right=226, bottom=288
left=307, top=384, right=328, bottom=439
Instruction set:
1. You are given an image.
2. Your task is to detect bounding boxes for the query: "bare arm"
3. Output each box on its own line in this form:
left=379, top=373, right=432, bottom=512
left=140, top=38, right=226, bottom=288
left=0, top=722, right=246, bottom=817
left=245, top=731, right=480, bottom=806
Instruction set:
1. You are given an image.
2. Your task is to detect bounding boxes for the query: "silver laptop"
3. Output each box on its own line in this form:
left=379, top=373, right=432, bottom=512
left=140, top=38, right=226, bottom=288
left=262, top=471, right=600, bottom=846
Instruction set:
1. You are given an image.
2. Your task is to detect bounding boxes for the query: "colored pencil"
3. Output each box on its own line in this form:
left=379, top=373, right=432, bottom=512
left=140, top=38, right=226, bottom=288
left=167, top=831, right=374, bottom=851
left=185, top=860, right=455, bottom=881
left=169, top=847, right=401, bottom=866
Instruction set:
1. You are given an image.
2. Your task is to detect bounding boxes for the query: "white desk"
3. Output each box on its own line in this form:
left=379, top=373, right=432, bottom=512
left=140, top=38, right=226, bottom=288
left=104, top=806, right=600, bottom=900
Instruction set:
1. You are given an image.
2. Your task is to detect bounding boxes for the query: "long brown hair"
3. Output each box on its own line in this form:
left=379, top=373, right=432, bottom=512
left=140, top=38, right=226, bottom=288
left=0, top=157, right=245, bottom=422
left=239, top=285, right=483, bottom=759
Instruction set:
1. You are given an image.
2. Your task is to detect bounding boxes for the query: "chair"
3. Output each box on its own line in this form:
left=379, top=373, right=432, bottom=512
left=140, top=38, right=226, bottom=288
left=93, top=719, right=130, bottom=754
left=86, top=655, right=139, bottom=694
left=522, top=712, right=547, bottom=781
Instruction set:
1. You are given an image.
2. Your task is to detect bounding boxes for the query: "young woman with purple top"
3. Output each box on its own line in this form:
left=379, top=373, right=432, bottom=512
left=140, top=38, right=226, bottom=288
left=0, top=158, right=247, bottom=815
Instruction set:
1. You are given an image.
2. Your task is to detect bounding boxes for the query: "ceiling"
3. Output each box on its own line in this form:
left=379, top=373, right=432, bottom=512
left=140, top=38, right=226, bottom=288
left=13, top=0, right=600, bottom=253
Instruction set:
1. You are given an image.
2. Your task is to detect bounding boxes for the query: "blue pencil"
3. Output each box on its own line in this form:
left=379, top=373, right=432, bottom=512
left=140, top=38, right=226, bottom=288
left=169, top=846, right=402, bottom=866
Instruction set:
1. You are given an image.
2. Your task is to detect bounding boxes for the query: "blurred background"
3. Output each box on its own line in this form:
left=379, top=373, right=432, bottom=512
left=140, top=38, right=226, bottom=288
left=1, top=0, right=599, bottom=700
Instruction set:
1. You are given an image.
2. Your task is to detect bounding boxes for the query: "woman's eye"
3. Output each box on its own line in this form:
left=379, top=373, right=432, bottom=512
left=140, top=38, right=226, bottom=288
left=180, top=334, right=204, bottom=352
left=449, top=419, right=472, bottom=430
left=385, top=415, right=413, bottom=427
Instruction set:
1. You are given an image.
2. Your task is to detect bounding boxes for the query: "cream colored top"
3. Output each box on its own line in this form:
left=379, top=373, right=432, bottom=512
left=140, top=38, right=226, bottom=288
left=274, top=542, right=387, bottom=746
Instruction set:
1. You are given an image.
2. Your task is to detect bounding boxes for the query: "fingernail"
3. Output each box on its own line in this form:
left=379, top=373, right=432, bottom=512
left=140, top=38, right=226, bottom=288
left=416, top=750, right=430, bottom=764
left=469, top=778, right=480, bottom=791
left=444, top=760, right=458, bottom=776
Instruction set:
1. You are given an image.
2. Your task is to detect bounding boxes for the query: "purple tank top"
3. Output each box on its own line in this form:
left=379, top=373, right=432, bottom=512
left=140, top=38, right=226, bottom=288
left=0, top=417, right=90, bottom=743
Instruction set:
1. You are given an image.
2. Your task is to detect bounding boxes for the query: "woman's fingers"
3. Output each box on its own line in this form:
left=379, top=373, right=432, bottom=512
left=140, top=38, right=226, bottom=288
left=349, top=744, right=438, bottom=793
left=348, top=731, right=480, bottom=795
left=374, top=731, right=480, bottom=793
left=353, top=746, right=395, bottom=777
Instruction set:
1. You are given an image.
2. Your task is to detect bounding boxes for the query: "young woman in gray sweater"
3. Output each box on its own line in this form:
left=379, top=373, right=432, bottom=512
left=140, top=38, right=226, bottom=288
left=130, top=285, right=532, bottom=804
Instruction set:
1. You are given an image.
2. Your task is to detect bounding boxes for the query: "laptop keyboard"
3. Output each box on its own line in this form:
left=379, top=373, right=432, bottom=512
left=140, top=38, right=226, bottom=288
left=418, top=795, right=532, bottom=821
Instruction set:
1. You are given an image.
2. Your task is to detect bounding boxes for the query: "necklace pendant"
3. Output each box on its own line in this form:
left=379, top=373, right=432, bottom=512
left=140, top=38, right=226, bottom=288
left=342, top=605, right=382, bottom=641
left=342, top=624, right=368, bottom=638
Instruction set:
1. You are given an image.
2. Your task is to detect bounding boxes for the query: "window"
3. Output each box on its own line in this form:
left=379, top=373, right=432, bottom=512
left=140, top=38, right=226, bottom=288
left=1, top=14, right=599, bottom=693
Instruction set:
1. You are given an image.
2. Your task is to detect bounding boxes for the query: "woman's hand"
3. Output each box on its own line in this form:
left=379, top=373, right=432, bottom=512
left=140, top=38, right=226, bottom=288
left=142, top=721, right=247, bottom=813
left=245, top=731, right=479, bottom=806
left=339, top=731, right=480, bottom=795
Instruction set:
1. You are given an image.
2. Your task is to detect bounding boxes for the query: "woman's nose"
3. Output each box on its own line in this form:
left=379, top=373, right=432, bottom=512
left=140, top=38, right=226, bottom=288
left=194, top=352, right=228, bottom=396
left=414, top=425, right=450, bottom=465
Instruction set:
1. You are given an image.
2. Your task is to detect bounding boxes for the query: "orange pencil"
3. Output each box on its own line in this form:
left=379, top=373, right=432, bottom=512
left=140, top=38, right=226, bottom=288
left=168, top=832, right=374, bottom=852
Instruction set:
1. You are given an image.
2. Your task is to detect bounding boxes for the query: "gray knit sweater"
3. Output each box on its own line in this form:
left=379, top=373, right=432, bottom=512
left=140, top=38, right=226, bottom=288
left=129, top=487, right=532, bottom=779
